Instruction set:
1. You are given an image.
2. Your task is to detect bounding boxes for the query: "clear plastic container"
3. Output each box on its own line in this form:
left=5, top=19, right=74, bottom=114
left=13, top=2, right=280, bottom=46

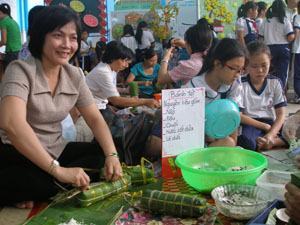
left=256, top=170, right=291, bottom=200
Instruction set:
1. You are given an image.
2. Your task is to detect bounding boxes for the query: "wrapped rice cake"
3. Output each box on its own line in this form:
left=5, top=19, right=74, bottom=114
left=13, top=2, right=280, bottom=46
left=77, top=175, right=131, bottom=207
left=140, top=190, right=207, bottom=217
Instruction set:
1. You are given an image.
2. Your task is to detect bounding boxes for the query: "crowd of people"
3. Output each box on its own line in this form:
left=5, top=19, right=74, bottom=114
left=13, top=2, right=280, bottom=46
left=0, top=1, right=299, bottom=223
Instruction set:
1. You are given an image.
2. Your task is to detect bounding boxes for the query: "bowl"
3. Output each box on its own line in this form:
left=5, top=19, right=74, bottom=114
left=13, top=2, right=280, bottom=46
left=211, top=184, right=274, bottom=220
left=175, top=147, right=268, bottom=192
left=205, top=99, right=240, bottom=139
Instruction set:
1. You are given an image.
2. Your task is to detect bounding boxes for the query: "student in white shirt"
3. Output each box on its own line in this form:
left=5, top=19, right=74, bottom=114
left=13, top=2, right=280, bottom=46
left=256, top=1, right=268, bottom=31
left=259, top=0, right=295, bottom=88
left=135, top=21, right=155, bottom=62
left=292, top=1, right=300, bottom=101
left=184, top=38, right=247, bottom=147
left=79, top=30, right=92, bottom=72
left=238, top=41, right=287, bottom=151
left=121, top=24, right=137, bottom=54
left=236, top=1, right=259, bottom=46
left=285, top=0, right=298, bottom=23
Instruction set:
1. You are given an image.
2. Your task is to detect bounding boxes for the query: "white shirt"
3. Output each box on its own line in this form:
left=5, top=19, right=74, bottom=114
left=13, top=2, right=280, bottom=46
left=138, top=30, right=155, bottom=50
left=285, top=7, right=297, bottom=24
left=236, top=17, right=257, bottom=37
left=293, top=15, right=300, bottom=53
left=121, top=35, right=137, bottom=53
left=183, top=73, right=243, bottom=107
left=86, top=62, right=120, bottom=110
left=259, top=17, right=294, bottom=45
left=240, top=75, right=287, bottom=120
left=256, top=18, right=264, bottom=31
left=80, top=40, right=90, bottom=56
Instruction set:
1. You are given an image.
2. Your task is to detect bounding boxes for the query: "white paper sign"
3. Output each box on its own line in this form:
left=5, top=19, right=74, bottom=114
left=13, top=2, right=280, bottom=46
left=162, top=88, right=205, bottom=157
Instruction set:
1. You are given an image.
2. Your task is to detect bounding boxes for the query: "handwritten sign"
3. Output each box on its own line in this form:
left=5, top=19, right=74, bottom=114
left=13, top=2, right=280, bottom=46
left=162, top=88, right=205, bottom=157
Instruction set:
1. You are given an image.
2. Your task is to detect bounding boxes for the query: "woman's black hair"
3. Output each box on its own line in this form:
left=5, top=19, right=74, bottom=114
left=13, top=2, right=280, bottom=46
left=143, top=48, right=157, bottom=60
left=200, top=38, right=247, bottom=74
left=266, top=0, right=286, bottom=23
left=246, top=41, right=271, bottom=58
left=28, top=5, right=45, bottom=36
left=297, top=1, right=300, bottom=14
left=237, top=1, right=258, bottom=18
left=123, top=24, right=135, bottom=37
left=29, top=6, right=81, bottom=60
left=102, top=41, right=134, bottom=64
left=0, top=3, right=11, bottom=18
left=184, top=18, right=213, bottom=54
left=135, top=21, right=148, bottom=45
left=257, top=1, right=268, bottom=15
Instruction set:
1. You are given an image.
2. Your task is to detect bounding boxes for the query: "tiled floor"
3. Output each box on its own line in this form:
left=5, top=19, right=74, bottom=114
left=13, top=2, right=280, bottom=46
left=287, top=103, right=299, bottom=115
left=0, top=207, right=30, bottom=225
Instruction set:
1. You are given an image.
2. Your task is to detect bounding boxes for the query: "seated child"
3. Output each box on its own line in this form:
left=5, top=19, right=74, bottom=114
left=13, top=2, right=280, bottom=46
left=238, top=41, right=287, bottom=151
left=184, top=38, right=247, bottom=147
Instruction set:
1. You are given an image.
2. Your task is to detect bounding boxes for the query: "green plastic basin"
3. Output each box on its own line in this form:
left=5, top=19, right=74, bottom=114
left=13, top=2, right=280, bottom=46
left=175, top=147, right=268, bottom=193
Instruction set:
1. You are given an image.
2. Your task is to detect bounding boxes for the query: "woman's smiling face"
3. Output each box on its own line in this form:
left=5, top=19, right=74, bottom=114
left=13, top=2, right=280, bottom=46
left=42, top=21, right=78, bottom=67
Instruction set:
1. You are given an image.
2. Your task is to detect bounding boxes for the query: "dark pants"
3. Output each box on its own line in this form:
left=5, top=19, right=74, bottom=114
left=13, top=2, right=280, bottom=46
left=294, top=53, right=300, bottom=97
left=0, top=141, right=105, bottom=206
left=238, top=118, right=274, bottom=150
left=3, top=51, right=19, bottom=70
left=268, top=44, right=290, bottom=88
left=79, top=55, right=91, bottom=72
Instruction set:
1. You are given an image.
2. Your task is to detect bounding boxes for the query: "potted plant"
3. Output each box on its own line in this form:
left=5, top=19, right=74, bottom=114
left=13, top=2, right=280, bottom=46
left=144, top=0, right=179, bottom=41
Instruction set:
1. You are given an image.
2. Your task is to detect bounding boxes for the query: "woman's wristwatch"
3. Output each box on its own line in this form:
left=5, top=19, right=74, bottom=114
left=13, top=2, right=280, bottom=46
left=49, top=159, right=60, bottom=175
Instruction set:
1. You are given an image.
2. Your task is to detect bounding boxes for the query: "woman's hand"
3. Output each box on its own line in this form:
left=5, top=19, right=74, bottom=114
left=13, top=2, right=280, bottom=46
left=104, top=156, right=123, bottom=181
left=53, top=166, right=90, bottom=190
left=285, top=183, right=300, bottom=224
left=143, top=99, right=160, bottom=108
left=171, top=38, right=185, bottom=48
left=162, top=47, right=174, bottom=61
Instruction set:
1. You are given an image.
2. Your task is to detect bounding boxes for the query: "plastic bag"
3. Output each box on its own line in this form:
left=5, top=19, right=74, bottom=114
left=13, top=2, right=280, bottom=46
left=282, top=114, right=300, bottom=143
left=101, top=107, right=155, bottom=165
left=61, top=114, right=76, bottom=142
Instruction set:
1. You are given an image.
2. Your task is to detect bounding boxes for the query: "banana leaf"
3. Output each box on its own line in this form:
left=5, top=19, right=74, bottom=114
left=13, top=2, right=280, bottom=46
left=122, top=158, right=156, bottom=185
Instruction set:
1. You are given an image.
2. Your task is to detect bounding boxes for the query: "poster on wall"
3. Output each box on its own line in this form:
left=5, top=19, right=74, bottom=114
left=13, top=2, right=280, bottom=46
left=169, top=0, right=199, bottom=38
left=110, top=10, right=146, bottom=40
left=45, top=0, right=108, bottom=41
